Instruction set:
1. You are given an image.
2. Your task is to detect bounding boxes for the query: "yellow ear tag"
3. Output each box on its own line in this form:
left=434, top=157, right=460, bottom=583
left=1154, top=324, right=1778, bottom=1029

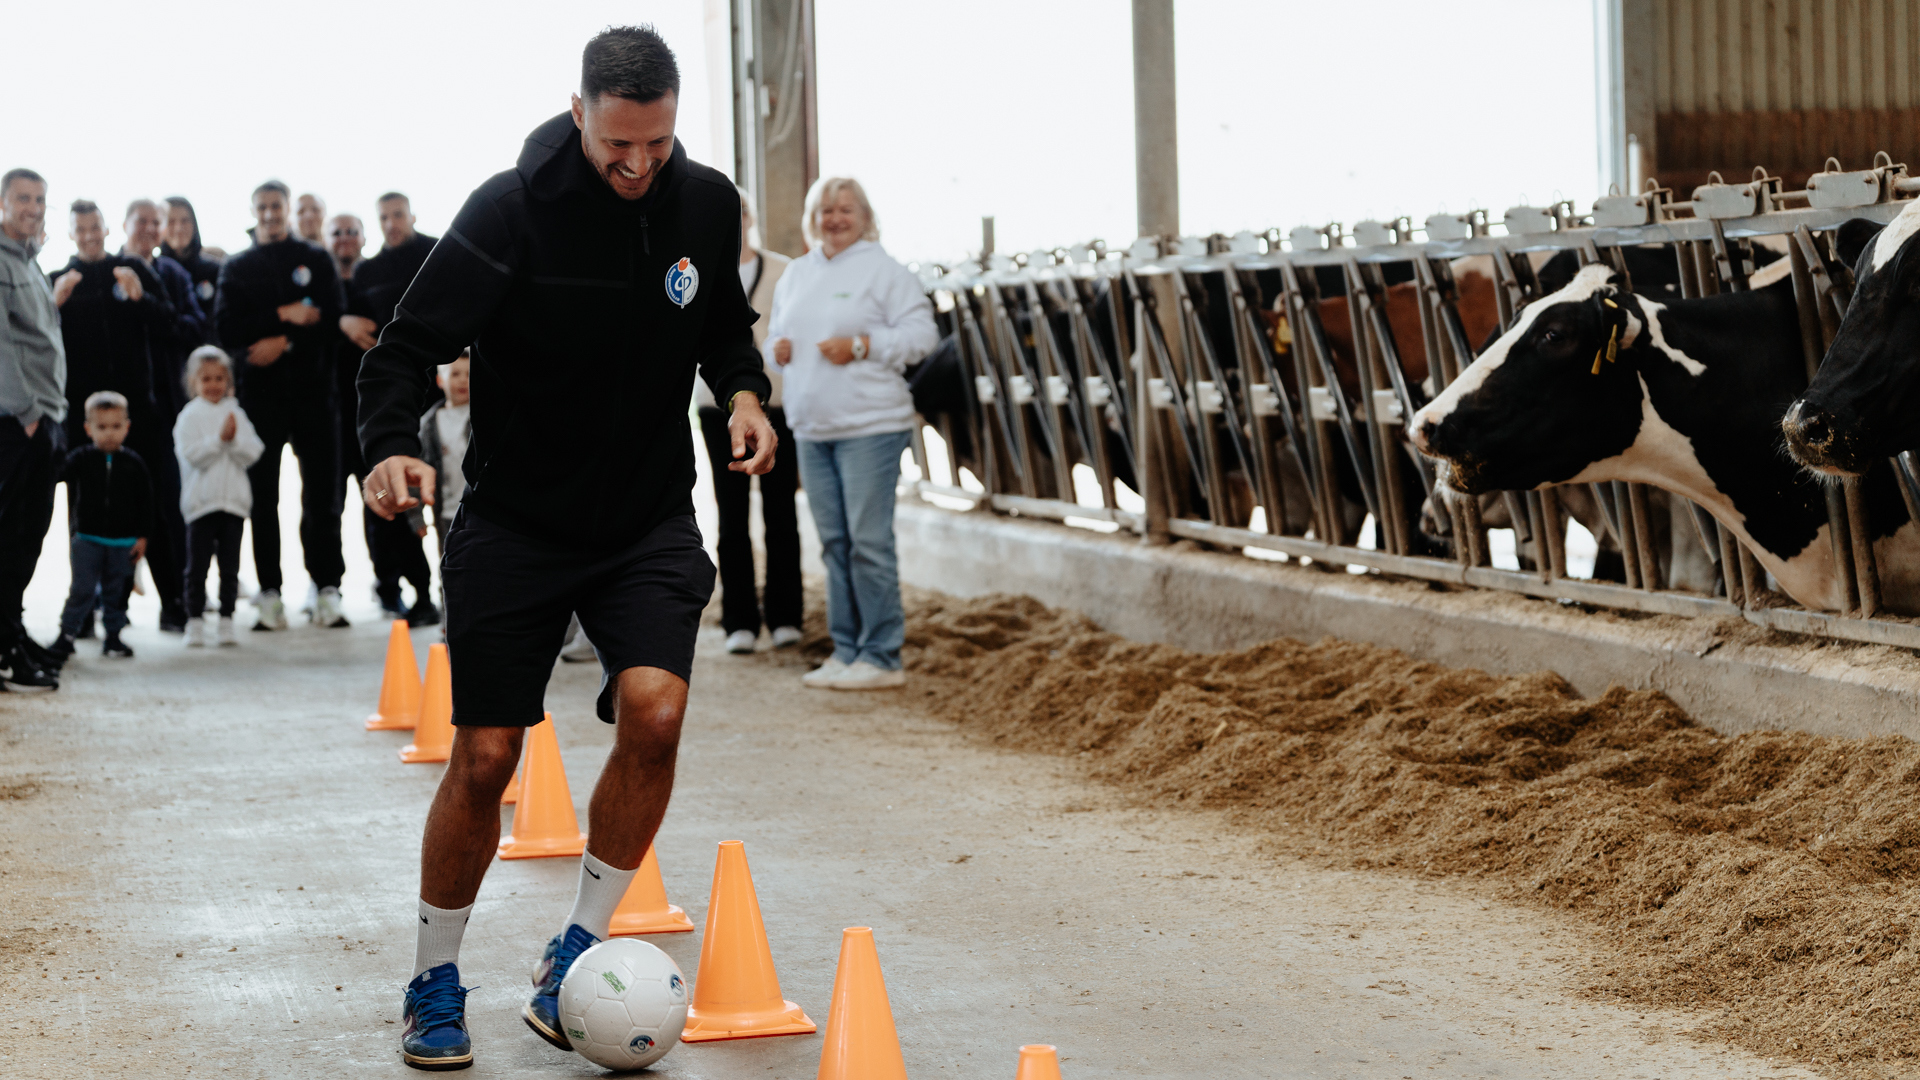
left=1602, top=297, right=1619, bottom=309
left=1591, top=349, right=1604, bottom=376
left=1606, top=323, right=1620, bottom=364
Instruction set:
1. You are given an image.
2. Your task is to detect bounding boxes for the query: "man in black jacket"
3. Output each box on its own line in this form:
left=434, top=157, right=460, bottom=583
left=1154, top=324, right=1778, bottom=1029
left=358, top=26, right=775, bottom=1071
left=160, top=197, right=222, bottom=338
left=214, top=180, right=348, bottom=631
left=340, top=193, right=436, bottom=625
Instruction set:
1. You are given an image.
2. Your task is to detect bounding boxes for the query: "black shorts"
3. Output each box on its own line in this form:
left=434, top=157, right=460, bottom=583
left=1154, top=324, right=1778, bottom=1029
left=441, top=507, right=715, bottom=726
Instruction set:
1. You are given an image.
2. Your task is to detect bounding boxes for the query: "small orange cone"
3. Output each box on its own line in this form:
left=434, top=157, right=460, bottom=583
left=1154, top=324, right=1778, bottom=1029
left=501, top=748, right=522, bottom=805
left=815, top=927, right=907, bottom=1080
left=365, top=620, right=421, bottom=730
left=608, top=846, right=694, bottom=935
left=1014, top=1044, right=1063, bottom=1080
left=682, top=841, right=815, bottom=1041
left=497, top=714, right=586, bottom=859
left=399, top=644, right=454, bottom=763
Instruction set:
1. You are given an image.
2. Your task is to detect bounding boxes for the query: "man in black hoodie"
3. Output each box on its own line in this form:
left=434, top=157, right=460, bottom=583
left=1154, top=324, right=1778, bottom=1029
left=340, top=193, right=436, bottom=625
left=357, top=26, right=775, bottom=1071
left=214, top=180, right=347, bottom=631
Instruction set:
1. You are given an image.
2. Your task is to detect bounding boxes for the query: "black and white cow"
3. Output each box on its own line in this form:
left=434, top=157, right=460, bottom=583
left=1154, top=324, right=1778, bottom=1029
left=1408, top=262, right=1919, bottom=613
left=1783, top=204, right=1920, bottom=474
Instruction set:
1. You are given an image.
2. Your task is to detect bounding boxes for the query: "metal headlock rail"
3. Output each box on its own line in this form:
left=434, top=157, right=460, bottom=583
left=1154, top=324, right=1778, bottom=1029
left=908, top=154, right=1920, bottom=652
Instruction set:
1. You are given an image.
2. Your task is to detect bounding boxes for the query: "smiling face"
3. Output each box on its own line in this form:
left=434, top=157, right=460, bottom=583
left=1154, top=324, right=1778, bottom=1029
left=70, top=210, right=108, bottom=262
left=816, top=188, right=868, bottom=257
left=123, top=201, right=163, bottom=258
left=1410, top=266, right=1646, bottom=495
left=326, top=215, right=364, bottom=265
left=164, top=202, right=196, bottom=252
left=253, top=190, right=289, bottom=243
left=570, top=91, right=677, bottom=201
left=0, top=177, right=46, bottom=245
left=295, top=194, right=325, bottom=242
left=377, top=197, right=415, bottom=249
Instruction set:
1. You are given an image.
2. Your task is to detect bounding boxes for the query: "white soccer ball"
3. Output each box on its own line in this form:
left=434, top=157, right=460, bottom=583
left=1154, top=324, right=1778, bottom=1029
left=557, top=938, right=689, bottom=1070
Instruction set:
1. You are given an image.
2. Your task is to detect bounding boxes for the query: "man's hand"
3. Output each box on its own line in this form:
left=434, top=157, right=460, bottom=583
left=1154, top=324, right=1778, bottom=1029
left=772, top=338, right=792, bottom=366
left=246, top=336, right=290, bottom=366
left=364, top=456, right=437, bottom=521
left=22, top=420, right=38, bottom=439
left=220, top=413, right=237, bottom=442
left=727, top=394, right=777, bottom=475
left=276, top=301, right=321, bottom=327
left=52, top=270, right=82, bottom=307
left=817, top=336, right=867, bottom=365
left=340, top=314, right=379, bottom=351
left=131, top=538, right=147, bottom=562
left=110, top=266, right=144, bottom=302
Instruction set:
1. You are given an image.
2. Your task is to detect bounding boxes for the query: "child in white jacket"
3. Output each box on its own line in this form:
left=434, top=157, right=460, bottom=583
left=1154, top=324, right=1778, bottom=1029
left=173, top=347, right=265, bottom=646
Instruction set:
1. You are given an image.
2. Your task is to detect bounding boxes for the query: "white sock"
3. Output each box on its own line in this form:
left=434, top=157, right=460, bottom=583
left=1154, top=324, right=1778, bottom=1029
left=564, top=850, right=638, bottom=941
left=414, top=898, right=474, bottom=979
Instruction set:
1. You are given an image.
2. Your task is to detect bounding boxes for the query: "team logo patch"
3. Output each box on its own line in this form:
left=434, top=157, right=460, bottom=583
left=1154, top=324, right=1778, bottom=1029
left=665, top=257, right=699, bottom=308
left=197, top=280, right=215, bottom=301
left=668, top=974, right=685, bottom=997
left=291, top=265, right=312, bottom=287
left=629, top=1034, right=656, bottom=1051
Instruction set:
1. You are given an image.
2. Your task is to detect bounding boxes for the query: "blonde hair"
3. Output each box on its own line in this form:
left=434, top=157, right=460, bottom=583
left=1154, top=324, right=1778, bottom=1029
left=184, top=345, right=235, bottom=400
left=801, top=177, right=879, bottom=249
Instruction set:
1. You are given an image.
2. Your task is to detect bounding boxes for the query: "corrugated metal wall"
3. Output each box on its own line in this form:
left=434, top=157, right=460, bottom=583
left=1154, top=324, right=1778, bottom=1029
left=1633, top=0, right=1920, bottom=190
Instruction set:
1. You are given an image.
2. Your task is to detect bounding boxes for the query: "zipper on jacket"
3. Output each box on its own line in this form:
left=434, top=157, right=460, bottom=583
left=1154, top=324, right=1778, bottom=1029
left=638, top=216, right=650, bottom=256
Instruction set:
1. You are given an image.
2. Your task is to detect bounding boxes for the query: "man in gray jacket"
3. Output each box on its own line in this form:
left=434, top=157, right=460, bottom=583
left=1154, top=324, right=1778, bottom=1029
left=0, top=168, right=69, bottom=689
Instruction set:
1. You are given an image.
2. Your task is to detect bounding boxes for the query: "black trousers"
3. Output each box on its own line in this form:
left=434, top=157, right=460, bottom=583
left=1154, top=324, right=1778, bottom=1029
left=241, top=382, right=343, bottom=592
left=185, top=511, right=245, bottom=617
left=0, top=418, right=59, bottom=650
left=696, top=405, right=802, bottom=635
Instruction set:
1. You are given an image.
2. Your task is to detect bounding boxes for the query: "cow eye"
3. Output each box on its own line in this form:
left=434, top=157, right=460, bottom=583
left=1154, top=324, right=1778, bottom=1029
left=1538, top=328, right=1561, bottom=345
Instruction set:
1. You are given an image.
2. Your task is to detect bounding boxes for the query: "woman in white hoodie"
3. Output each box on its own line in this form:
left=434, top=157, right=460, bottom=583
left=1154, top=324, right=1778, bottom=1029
left=173, top=347, right=265, bottom=646
left=765, top=177, right=937, bottom=690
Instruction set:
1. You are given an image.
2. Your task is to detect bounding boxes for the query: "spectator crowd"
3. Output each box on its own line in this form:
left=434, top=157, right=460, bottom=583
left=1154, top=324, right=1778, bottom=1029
left=0, top=162, right=935, bottom=693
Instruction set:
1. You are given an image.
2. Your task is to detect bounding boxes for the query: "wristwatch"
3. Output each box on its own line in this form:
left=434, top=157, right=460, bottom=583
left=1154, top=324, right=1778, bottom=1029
left=851, top=335, right=868, bottom=361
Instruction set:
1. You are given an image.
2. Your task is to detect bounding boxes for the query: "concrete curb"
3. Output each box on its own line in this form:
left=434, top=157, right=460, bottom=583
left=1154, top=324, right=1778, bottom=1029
left=892, top=502, right=1920, bottom=742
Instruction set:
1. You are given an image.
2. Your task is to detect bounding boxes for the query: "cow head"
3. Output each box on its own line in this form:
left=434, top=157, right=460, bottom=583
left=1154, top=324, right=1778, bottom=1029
left=1783, top=213, right=1920, bottom=475
left=1409, top=265, right=1646, bottom=496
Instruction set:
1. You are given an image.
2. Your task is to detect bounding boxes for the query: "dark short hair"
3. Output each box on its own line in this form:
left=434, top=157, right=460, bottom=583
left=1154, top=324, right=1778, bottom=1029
left=84, top=390, right=128, bottom=416
left=70, top=199, right=101, bottom=219
left=252, top=180, right=291, bottom=202
left=581, top=25, right=680, bottom=105
left=124, top=197, right=161, bottom=222
left=2, top=168, right=45, bottom=198
left=377, top=191, right=409, bottom=206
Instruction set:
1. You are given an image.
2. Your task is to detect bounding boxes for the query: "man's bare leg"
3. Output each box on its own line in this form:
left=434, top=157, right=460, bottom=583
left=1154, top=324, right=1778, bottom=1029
left=419, top=726, right=526, bottom=909
left=583, top=665, right=688, bottom=871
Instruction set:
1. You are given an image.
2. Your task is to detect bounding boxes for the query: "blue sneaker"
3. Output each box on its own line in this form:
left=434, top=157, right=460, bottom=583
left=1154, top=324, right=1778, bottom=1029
left=523, top=924, right=598, bottom=1052
left=401, top=963, right=473, bottom=1071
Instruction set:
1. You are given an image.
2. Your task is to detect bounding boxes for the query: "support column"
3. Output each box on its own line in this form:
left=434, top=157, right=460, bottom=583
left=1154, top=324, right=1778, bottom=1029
left=1131, top=0, right=1179, bottom=242
left=731, top=0, right=818, bottom=257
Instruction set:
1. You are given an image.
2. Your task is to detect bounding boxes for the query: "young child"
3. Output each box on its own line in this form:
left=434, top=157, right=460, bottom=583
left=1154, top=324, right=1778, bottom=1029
left=173, top=347, right=265, bottom=646
left=418, top=350, right=471, bottom=552
left=50, top=391, right=155, bottom=659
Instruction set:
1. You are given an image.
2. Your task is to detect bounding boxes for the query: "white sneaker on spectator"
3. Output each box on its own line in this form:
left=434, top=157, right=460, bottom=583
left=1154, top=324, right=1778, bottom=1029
left=801, top=657, right=850, bottom=688
left=725, top=629, right=757, bottom=654
left=830, top=661, right=906, bottom=691
left=185, top=617, right=206, bottom=647
left=770, top=626, right=802, bottom=649
left=216, top=616, right=237, bottom=646
left=314, top=586, right=350, bottom=628
left=253, top=589, right=287, bottom=631
left=559, top=622, right=596, bottom=663
left=299, top=582, right=319, bottom=617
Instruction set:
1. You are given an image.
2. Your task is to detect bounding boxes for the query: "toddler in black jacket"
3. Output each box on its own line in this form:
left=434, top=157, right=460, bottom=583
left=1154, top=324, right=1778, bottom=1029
left=50, top=392, right=154, bottom=659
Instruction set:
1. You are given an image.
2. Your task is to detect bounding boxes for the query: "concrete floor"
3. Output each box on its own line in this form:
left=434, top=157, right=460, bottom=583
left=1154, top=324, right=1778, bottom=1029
left=0, top=601, right=1825, bottom=1080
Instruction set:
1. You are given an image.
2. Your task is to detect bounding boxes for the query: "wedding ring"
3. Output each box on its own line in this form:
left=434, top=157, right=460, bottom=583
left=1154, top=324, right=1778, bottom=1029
left=374, top=489, right=390, bottom=500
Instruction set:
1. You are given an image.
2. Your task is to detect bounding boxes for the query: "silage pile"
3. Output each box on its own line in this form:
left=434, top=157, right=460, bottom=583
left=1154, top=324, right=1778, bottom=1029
left=893, top=591, right=1920, bottom=1071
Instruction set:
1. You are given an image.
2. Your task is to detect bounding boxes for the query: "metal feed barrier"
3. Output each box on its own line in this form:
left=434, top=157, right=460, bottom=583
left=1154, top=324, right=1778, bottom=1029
left=907, top=155, right=1920, bottom=651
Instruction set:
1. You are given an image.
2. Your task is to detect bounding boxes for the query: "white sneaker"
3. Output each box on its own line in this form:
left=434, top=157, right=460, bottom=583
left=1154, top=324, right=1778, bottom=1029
left=216, top=616, right=237, bottom=646
left=830, top=660, right=906, bottom=691
left=253, top=589, right=287, bottom=631
left=770, top=625, right=802, bottom=649
left=184, top=617, right=206, bottom=647
left=801, top=657, right=851, bottom=688
left=299, top=582, right=319, bottom=616
left=559, top=623, right=596, bottom=663
left=314, top=586, right=350, bottom=628
left=725, top=629, right=757, bottom=654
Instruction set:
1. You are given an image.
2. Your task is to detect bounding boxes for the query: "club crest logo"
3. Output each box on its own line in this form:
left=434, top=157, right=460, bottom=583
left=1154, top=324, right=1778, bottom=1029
left=668, top=974, right=685, bottom=997
left=197, top=280, right=215, bottom=301
left=629, top=1034, right=656, bottom=1051
left=665, top=257, right=699, bottom=308
left=291, top=265, right=312, bottom=287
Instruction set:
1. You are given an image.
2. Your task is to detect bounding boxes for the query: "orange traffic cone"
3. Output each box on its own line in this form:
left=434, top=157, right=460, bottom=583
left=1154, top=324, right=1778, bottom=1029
left=365, top=620, right=421, bottom=730
left=682, top=841, right=815, bottom=1041
left=1014, top=1044, right=1063, bottom=1080
left=816, top=927, right=907, bottom=1080
left=497, top=714, right=586, bottom=859
left=399, top=644, right=454, bottom=763
left=608, top=846, right=694, bottom=935
left=501, top=748, right=522, bottom=805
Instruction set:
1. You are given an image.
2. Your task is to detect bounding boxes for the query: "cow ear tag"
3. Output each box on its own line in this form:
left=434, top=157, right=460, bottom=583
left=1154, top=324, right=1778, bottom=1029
left=1591, top=297, right=1623, bottom=374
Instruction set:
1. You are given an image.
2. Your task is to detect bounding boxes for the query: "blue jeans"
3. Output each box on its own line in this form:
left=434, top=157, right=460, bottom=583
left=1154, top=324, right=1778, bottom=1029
left=62, top=536, right=133, bottom=637
left=797, top=430, right=912, bottom=670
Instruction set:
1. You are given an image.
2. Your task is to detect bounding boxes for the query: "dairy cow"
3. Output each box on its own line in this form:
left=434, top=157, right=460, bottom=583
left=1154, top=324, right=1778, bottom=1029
left=1407, top=263, right=1920, bottom=613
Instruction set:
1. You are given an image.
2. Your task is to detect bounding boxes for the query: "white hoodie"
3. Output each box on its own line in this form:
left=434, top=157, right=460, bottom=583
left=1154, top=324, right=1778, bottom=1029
left=173, top=395, right=265, bottom=522
left=762, top=240, right=938, bottom=442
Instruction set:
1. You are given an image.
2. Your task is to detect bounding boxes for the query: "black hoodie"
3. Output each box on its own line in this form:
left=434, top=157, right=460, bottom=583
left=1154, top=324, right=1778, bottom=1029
left=213, top=234, right=345, bottom=396
left=357, top=112, right=770, bottom=548
left=159, top=235, right=223, bottom=340
left=48, top=256, right=174, bottom=413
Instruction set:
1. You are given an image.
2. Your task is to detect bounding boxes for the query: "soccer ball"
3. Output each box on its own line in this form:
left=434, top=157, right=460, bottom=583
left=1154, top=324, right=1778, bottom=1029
left=557, top=938, right=689, bottom=1070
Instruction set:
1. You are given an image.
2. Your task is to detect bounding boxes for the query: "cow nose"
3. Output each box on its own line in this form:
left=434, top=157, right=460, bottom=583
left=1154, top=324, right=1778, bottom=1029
left=1783, top=399, right=1833, bottom=452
